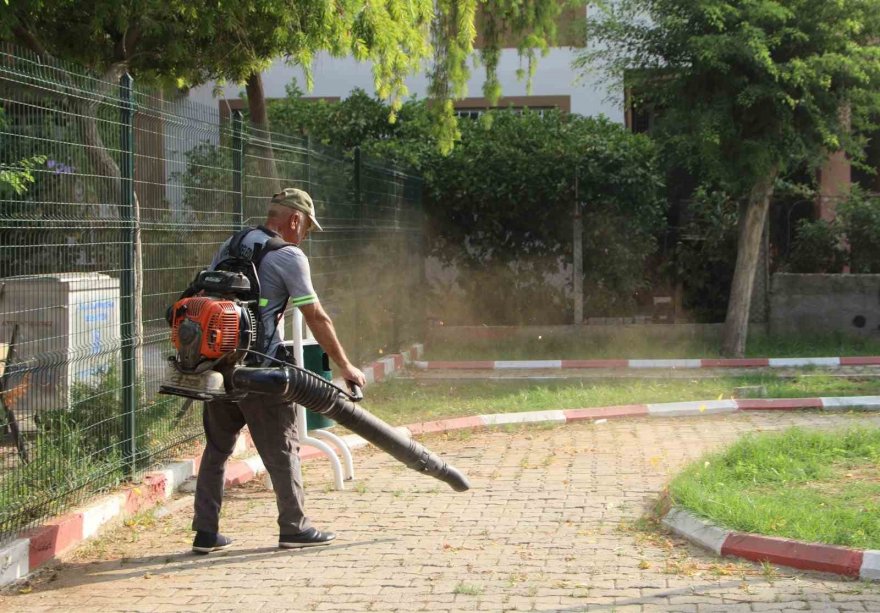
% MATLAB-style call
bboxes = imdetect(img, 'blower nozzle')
[231,366,471,492]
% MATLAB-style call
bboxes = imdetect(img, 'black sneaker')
[278,527,336,549]
[192,531,233,554]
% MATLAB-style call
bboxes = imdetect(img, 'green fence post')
[119,72,137,476]
[232,110,245,230]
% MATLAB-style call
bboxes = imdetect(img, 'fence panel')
[0,46,424,542]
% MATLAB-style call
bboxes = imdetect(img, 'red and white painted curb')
[396,395,880,428]
[0,343,423,589]
[663,507,880,580]
[413,356,880,370]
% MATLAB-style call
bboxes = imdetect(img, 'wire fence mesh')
[0,46,424,543]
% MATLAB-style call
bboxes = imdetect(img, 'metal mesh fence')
[0,46,424,542]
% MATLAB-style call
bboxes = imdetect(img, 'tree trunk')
[79,64,126,216]
[78,66,145,400]
[720,169,779,357]
[244,72,282,195]
[572,201,583,325]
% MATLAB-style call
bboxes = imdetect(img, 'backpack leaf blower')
[160,229,470,492]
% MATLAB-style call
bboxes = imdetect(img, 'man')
[191,187,367,554]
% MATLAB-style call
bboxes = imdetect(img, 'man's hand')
[339,363,366,388]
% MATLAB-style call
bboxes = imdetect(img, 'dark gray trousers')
[192,393,312,535]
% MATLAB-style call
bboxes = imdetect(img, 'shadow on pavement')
[13,537,399,595]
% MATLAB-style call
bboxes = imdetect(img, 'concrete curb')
[412,356,880,370]
[0,343,422,589]
[663,506,880,581]
[662,508,730,555]
[395,395,880,431]
[356,344,423,386]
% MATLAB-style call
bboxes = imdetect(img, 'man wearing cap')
[191,187,366,554]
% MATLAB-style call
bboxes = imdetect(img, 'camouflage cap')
[270,187,323,231]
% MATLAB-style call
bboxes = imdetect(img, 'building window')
[454,106,555,119]
[452,95,571,119]
[626,93,656,134]
[624,72,662,135]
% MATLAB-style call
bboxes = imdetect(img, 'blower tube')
[231,366,471,492]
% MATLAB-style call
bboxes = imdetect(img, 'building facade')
[187,8,621,123]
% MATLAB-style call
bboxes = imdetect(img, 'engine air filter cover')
[170,297,245,367]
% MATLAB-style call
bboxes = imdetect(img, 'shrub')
[673,188,739,322]
[786,218,846,273]
[269,86,668,323]
[839,188,880,273]
[784,188,880,273]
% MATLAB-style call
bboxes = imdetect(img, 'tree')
[581,0,880,356]
[190,0,573,154]
[3,1,576,153]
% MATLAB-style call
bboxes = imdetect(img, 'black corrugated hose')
[231,365,471,492]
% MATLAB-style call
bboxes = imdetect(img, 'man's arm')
[299,301,366,388]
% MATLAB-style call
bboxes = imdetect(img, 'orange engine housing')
[170,296,243,359]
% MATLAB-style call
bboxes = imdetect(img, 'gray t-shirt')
[210,227,317,356]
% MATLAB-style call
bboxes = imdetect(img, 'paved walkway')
[3,411,880,612]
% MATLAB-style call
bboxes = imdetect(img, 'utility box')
[0,273,120,429]
[302,339,335,430]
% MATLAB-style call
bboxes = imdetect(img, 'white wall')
[188,48,624,122]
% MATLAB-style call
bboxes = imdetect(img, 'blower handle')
[346,381,364,402]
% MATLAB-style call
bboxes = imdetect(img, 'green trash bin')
[303,339,335,430]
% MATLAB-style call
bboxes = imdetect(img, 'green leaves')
[270,86,665,322]
[783,187,880,274]
[423,110,665,321]
[5,0,570,153]
[786,217,847,273]
[583,0,880,189]
[0,155,48,196]
[838,188,880,273]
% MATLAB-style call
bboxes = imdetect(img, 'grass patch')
[423,332,880,361]
[357,375,880,425]
[453,582,484,596]
[669,427,880,549]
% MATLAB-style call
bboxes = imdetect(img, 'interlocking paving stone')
[3,411,880,612]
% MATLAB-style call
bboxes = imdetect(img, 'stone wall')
[769,273,880,337]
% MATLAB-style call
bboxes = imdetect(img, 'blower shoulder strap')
[251,226,294,268]
[165,228,294,328]
[245,227,295,360]
[217,226,292,269]
[226,226,256,260]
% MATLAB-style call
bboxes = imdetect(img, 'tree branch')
[114,22,142,62]
[11,20,50,59]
